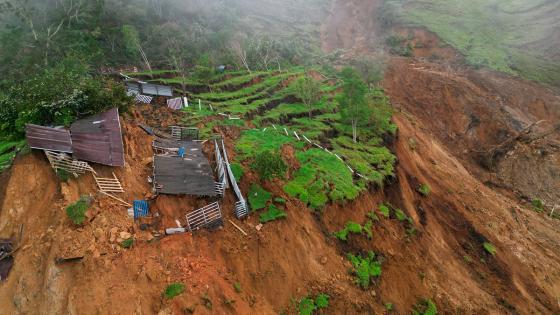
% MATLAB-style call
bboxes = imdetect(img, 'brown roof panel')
[25,124,73,153]
[70,108,125,166]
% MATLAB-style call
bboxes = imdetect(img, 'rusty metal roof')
[25,124,73,153]
[70,108,125,166]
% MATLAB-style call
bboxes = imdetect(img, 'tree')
[293,74,322,118]
[337,67,369,143]
[353,56,385,90]
[194,54,215,90]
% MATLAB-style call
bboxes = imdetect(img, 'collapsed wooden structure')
[25,108,125,167]
[44,151,94,177]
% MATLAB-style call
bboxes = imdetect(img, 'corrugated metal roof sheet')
[140,83,173,97]
[153,141,217,196]
[70,108,125,166]
[25,124,73,153]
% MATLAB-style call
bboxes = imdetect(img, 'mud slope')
[321,0,560,313]
[0,107,380,314]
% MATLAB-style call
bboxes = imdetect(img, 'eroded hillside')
[0,0,559,314]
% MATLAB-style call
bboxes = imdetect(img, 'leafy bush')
[417,184,431,197]
[56,169,72,182]
[298,293,329,315]
[251,150,287,180]
[120,238,134,249]
[483,242,497,256]
[394,209,408,221]
[334,222,363,241]
[274,197,286,204]
[164,283,185,299]
[248,184,272,211]
[379,203,391,218]
[0,59,130,138]
[65,196,90,225]
[260,205,287,223]
[531,199,544,212]
[412,298,437,315]
[347,251,382,289]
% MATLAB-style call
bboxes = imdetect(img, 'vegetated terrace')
[145,67,397,210]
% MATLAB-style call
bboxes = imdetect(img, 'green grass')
[0,140,25,171]
[65,196,90,225]
[211,71,271,89]
[384,0,560,86]
[194,72,297,102]
[235,129,304,161]
[284,149,362,209]
[483,242,497,256]
[248,184,272,211]
[347,251,382,289]
[260,204,287,223]
[230,163,244,181]
[164,283,185,299]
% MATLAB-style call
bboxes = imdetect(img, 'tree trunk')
[352,120,357,143]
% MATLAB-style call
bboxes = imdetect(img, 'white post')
[183,97,189,107]
[284,128,288,136]
[198,99,202,111]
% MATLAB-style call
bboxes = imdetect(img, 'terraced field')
[154,69,398,209]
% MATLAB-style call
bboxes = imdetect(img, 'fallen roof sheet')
[153,141,217,196]
[25,124,73,153]
[141,83,173,97]
[70,108,125,166]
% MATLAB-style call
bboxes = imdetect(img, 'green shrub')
[120,238,134,248]
[385,302,393,311]
[412,298,437,315]
[347,251,382,289]
[367,211,379,221]
[531,199,544,212]
[56,169,72,182]
[334,221,363,241]
[260,205,287,223]
[298,293,329,315]
[315,293,329,309]
[248,184,272,211]
[363,221,373,239]
[284,149,361,209]
[251,150,287,180]
[379,203,390,218]
[230,163,244,181]
[394,208,408,221]
[233,282,242,293]
[483,242,497,256]
[274,197,286,204]
[417,184,431,197]
[65,196,90,225]
[164,283,185,299]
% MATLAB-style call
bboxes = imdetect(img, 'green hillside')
[384,0,560,86]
